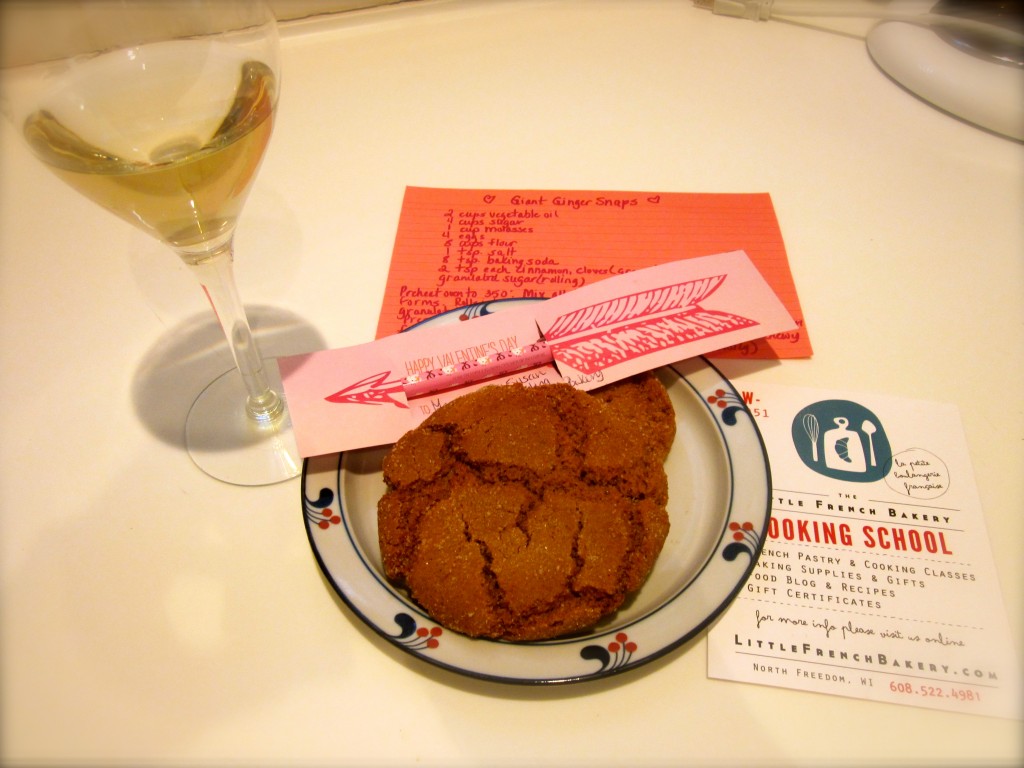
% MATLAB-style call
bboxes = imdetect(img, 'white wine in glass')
[1,0,300,485]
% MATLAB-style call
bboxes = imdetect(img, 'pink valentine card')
[280,250,795,457]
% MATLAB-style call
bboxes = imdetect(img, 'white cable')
[692,0,1024,46]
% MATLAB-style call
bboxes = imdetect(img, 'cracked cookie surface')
[377,372,675,641]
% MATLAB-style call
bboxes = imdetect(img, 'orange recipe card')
[375,187,811,358]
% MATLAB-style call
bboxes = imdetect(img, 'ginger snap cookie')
[377,372,675,641]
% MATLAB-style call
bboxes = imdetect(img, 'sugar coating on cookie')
[377,372,676,641]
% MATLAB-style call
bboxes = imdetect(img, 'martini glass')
[1,0,299,485]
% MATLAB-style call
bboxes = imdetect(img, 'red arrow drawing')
[325,371,408,409]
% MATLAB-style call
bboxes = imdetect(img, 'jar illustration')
[822,417,866,472]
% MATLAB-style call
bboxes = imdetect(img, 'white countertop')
[2,1,1021,764]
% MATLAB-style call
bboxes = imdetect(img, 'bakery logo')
[792,400,891,483]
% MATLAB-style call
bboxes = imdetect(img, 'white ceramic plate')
[301,299,771,685]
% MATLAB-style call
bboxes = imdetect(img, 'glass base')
[185,363,301,486]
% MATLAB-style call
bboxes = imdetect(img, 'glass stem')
[187,240,284,424]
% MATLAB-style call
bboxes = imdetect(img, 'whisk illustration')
[802,413,820,462]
